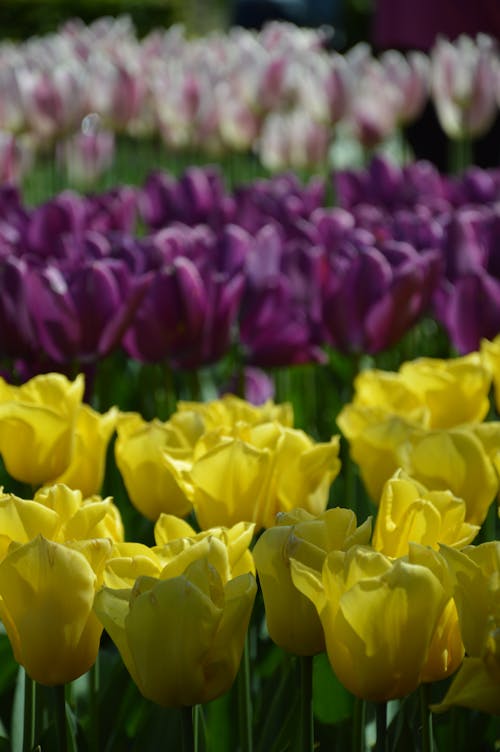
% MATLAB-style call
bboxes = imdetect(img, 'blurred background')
[0,0,373,48]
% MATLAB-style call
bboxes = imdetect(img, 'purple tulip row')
[1,157,500,377]
[1,17,500,181]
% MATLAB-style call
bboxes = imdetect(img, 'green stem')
[419,684,433,752]
[448,136,472,175]
[237,636,253,752]
[89,657,100,752]
[351,697,365,752]
[23,672,36,752]
[296,656,314,752]
[481,501,497,543]
[193,705,202,752]
[181,706,195,752]
[54,685,68,752]
[375,701,387,752]
[187,369,202,402]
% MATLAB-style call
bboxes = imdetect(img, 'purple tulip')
[123,247,244,368]
[321,233,442,354]
[239,224,326,366]
[140,167,233,231]
[233,173,325,235]
[0,257,38,361]
[335,155,449,212]
[434,271,500,353]
[26,258,149,364]
[440,208,490,280]
[25,192,87,260]
[84,186,138,234]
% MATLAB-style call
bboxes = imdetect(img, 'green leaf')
[312,653,354,725]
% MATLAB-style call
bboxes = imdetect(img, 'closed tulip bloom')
[432,542,500,715]
[0,373,84,486]
[373,470,479,558]
[0,483,123,561]
[57,118,115,188]
[350,369,426,425]
[27,258,149,366]
[95,546,257,707]
[50,405,118,497]
[431,35,498,140]
[401,427,498,526]
[398,354,491,429]
[176,394,293,432]
[185,423,341,530]
[481,334,500,413]
[321,237,440,355]
[348,354,491,430]
[154,514,255,577]
[103,513,251,590]
[0,535,112,685]
[338,403,498,522]
[337,405,413,502]
[407,544,464,684]
[435,270,500,355]
[253,507,371,655]
[291,545,447,701]
[115,412,201,521]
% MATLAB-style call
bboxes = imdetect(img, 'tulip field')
[0,14,500,752]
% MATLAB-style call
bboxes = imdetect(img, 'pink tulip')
[380,49,430,125]
[431,34,499,139]
[57,114,115,187]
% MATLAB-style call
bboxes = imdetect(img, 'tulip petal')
[431,657,500,715]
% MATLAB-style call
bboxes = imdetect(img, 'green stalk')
[481,501,497,543]
[181,706,195,752]
[296,656,314,752]
[419,684,433,752]
[448,136,473,175]
[89,658,100,752]
[193,705,202,752]
[237,636,253,752]
[54,685,68,752]
[23,672,36,752]
[374,701,387,752]
[351,697,365,752]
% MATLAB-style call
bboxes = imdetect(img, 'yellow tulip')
[253,507,372,655]
[338,403,497,522]
[480,335,500,413]
[291,545,447,701]
[114,413,198,520]
[337,405,413,502]
[102,541,162,589]
[95,544,257,707]
[187,423,341,529]
[50,404,118,497]
[432,542,500,715]
[402,427,498,525]
[372,470,479,557]
[352,369,426,424]
[154,513,255,577]
[0,535,112,685]
[0,483,123,561]
[0,373,84,485]
[350,354,490,430]
[399,354,491,429]
[406,544,464,683]
[176,394,293,432]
